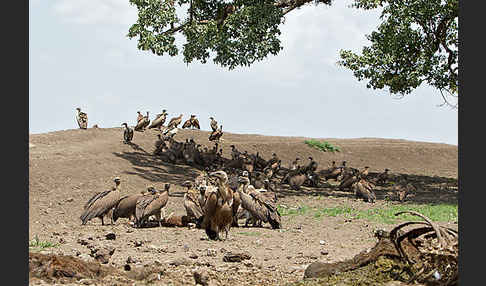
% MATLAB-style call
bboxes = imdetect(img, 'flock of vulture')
[75,107,413,241]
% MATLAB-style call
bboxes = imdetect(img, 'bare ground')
[29,127,458,285]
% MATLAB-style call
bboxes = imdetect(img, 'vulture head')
[113,177,121,185]
[209,171,228,184]
[147,185,156,193]
[182,181,193,190]
[121,122,128,127]
[76,107,81,112]
[384,168,390,172]
[164,183,171,192]
[241,170,249,178]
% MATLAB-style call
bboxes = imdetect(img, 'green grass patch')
[29,235,58,251]
[305,139,341,152]
[279,203,457,224]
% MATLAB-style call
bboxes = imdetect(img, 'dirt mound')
[29,127,458,285]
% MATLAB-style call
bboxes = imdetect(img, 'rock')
[105,233,116,240]
[58,237,66,244]
[91,246,115,264]
[320,250,329,256]
[207,249,217,257]
[77,238,89,246]
[134,240,143,247]
[168,257,192,267]
[189,253,199,259]
[223,252,252,262]
[319,240,326,245]
[126,256,137,264]
[183,244,190,252]
[66,198,74,202]
[193,270,210,286]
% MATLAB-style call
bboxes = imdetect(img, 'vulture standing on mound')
[352,177,376,203]
[190,115,200,129]
[75,108,88,129]
[148,109,168,129]
[134,111,150,132]
[202,171,240,240]
[182,181,204,224]
[167,114,183,130]
[237,176,281,229]
[182,115,194,129]
[209,125,223,141]
[121,123,134,144]
[135,184,170,227]
[80,177,122,225]
[209,117,218,132]
[112,190,147,223]
[136,111,144,123]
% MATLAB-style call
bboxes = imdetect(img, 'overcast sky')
[29,0,458,145]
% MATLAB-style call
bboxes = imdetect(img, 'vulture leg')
[155,212,161,227]
[100,216,105,226]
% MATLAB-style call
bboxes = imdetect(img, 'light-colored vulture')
[208,125,223,142]
[352,179,376,203]
[148,109,168,129]
[359,166,370,178]
[167,114,183,130]
[134,112,150,132]
[290,158,300,171]
[265,153,279,170]
[80,177,121,225]
[237,176,281,229]
[75,108,88,129]
[135,184,170,227]
[209,117,218,132]
[121,123,134,144]
[182,181,204,223]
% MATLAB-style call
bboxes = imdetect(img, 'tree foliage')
[127,0,458,104]
[338,0,458,107]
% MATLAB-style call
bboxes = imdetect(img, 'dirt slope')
[29,127,458,285]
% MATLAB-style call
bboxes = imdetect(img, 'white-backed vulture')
[167,114,183,129]
[148,110,168,129]
[135,184,170,227]
[141,111,150,130]
[121,123,134,144]
[75,108,88,129]
[209,117,218,132]
[80,177,121,225]
[237,176,281,229]
[208,125,223,142]
[134,112,150,132]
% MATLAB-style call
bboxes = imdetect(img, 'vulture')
[288,173,307,191]
[134,112,150,132]
[135,184,170,227]
[339,169,360,190]
[230,145,240,160]
[75,108,88,129]
[200,182,233,240]
[209,117,218,132]
[112,190,146,223]
[376,168,390,185]
[359,166,370,178]
[80,177,121,225]
[304,157,318,173]
[265,153,279,170]
[167,114,183,130]
[148,109,168,129]
[182,117,192,129]
[208,125,223,141]
[200,171,240,240]
[190,115,200,129]
[182,181,204,224]
[290,158,300,171]
[121,123,134,144]
[237,176,281,229]
[352,178,376,203]
[136,111,144,124]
